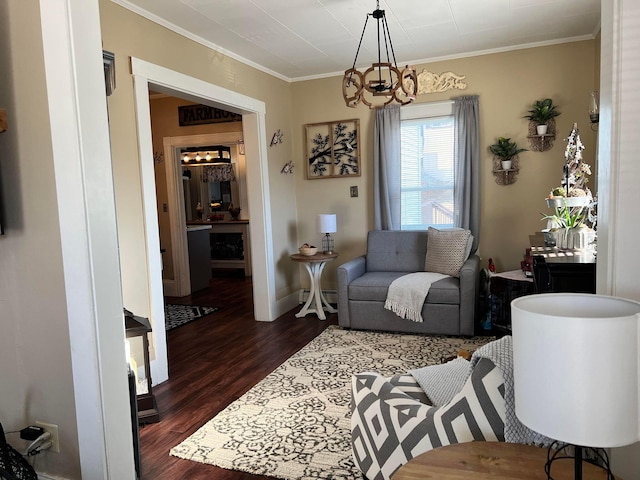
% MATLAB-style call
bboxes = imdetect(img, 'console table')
[530,232,596,294]
[392,442,619,479]
[290,252,338,320]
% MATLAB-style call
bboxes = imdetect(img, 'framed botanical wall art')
[305,119,360,179]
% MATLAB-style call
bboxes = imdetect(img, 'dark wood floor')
[139,270,338,480]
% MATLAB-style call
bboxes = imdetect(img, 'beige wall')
[0,1,81,477]
[101,1,598,304]
[149,96,243,280]
[99,0,300,313]
[292,40,598,283]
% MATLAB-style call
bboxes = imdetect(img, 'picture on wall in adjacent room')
[305,119,360,179]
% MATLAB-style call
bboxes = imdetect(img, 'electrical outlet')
[35,421,60,453]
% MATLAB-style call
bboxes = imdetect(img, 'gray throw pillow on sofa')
[424,227,472,277]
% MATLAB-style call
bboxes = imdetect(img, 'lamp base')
[545,442,615,480]
[322,233,334,254]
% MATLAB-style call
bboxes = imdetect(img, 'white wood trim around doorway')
[131,58,277,388]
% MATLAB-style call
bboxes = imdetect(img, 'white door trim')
[131,58,277,385]
[40,0,136,477]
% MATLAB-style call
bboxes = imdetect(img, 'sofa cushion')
[349,272,460,304]
[424,227,471,277]
[366,231,428,272]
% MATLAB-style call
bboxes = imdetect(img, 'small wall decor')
[281,160,294,174]
[153,151,164,164]
[178,104,242,126]
[305,119,360,179]
[270,129,284,146]
[417,69,467,94]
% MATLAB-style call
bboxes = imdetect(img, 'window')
[400,102,455,230]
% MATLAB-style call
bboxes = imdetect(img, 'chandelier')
[342,0,418,108]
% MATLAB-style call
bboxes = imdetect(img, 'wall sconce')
[589,91,599,124]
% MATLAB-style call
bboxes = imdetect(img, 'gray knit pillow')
[424,227,471,277]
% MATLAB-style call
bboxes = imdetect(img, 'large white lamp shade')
[511,293,640,448]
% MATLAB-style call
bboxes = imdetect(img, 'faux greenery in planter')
[524,98,561,134]
[489,137,528,169]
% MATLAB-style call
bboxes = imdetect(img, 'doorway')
[158,130,249,298]
[131,58,276,387]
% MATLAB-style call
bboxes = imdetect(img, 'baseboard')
[38,474,70,480]
[298,289,337,305]
[162,278,177,297]
[272,291,300,320]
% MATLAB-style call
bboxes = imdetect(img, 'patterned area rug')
[164,304,219,331]
[170,325,494,479]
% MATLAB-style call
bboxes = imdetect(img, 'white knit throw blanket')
[470,336,554,447]
[384,272,449,322]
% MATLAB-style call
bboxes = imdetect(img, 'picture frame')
[305,119,360,179]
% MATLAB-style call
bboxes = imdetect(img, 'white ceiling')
[113,0,601,82]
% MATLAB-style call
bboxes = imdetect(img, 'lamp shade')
[511,293,640,448]
[317,214,337,234]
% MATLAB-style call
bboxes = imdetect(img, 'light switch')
[350,186,358,198]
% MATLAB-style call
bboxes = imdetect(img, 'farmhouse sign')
[178,104,242,126]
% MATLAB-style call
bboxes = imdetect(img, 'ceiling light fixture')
[342,0,418,108]
[180,145,232,166]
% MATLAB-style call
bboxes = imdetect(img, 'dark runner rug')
[164,304,219,331]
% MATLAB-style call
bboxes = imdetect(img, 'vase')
[555,228,570,249]
[536,124,548,135]
[568,225,591,250]
[501,160,512,170]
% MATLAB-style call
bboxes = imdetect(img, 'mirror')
[181,145,240,221]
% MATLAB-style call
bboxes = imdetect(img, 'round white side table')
[290,252,338,320]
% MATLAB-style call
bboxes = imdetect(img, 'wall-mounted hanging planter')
[489,137,527,185]
[524,98,560,152]
[492,155,521,185]
[527,118,556,152]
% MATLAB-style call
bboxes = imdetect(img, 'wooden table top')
[290,252,338,263]
[391,442,618,480]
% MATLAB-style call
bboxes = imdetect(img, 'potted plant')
[524,98,561,135]
[489,137,528,170]
[541,200,590,249]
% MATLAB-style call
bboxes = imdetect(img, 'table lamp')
[511,293,640,480]
[317,214,336,254]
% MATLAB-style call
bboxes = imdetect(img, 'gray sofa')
[337,230,479,336]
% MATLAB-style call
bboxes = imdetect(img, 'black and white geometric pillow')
[351,358,505,480]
